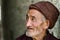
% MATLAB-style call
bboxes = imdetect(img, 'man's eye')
[31,18,35,22]
[26,17,28,21]
[26,15,29,21]
[32,18,34,20]
[31,16,36,22]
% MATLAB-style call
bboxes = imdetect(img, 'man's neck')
[32,30,46,40]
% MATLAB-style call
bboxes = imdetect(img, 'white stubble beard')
[26,28,42,37]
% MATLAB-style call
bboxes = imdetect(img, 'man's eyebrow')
[26,14,35,18]
[31,16,35,18]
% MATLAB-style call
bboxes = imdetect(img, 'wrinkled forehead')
[27,9,45,18]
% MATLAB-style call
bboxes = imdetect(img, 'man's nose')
[26,19,32,27]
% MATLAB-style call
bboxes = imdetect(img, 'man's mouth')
[27,27,33,30]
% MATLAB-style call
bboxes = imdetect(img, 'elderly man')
[16,1,59,40]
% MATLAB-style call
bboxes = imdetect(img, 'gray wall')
[2,0,60,40]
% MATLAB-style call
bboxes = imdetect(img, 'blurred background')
[1,0,60,40]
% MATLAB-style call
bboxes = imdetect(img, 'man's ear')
[43,20,50,29]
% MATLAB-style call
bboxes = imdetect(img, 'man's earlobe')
[43,20,50,29]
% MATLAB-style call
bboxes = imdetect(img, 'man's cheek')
[33,22,39,27]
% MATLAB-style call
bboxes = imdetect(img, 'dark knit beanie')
[29,1,59,29]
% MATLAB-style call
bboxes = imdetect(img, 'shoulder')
[16,34,27,40]
[16,34,33,40]
[45,33,60,40]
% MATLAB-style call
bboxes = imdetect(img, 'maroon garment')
[16,31,60,40]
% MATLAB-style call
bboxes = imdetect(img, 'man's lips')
[27,27,33,30]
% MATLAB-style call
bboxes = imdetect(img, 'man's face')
[26,9,46,37]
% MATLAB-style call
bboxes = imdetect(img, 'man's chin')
[26,30,39,37]
[26,31,34,37]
